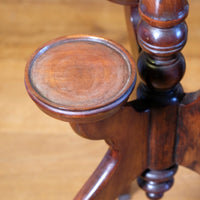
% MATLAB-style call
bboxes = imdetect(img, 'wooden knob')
[25,35,136,123]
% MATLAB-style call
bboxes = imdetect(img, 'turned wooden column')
[135,0,188,199]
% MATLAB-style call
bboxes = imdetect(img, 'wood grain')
[25,35,136,123]
[0,0,200,199]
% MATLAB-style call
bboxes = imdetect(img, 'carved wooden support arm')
[24,35,147,199]
[71,103,149,199]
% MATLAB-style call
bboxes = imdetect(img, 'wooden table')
[0,0,199,199]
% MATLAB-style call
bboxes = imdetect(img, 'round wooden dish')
[25,35,136,123]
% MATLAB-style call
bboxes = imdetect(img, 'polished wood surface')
[72,106,149,199]
[0,0,200,199]
[25,35,136,123]
[127,1,199,198]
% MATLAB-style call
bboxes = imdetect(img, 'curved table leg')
[72,104,150,200]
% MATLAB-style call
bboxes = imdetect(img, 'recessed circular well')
[27,36,136,111]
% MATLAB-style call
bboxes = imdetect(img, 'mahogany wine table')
[25,0,200,199]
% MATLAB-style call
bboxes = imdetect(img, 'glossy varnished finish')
[138,165,178,200]
[137,22,187,57]
[71,104,149,199]
[1,1,200,200]
[110,0,140,58]
[137,0,188,169]
[137,0,187,91]
[124,1,141,61]
[134,0,195,199]
[137,53,186,91]
[139,0,189,28]
[25,35,136,123]
[148,106,178,170]
[24,34,139,199]
[23,0,200,200]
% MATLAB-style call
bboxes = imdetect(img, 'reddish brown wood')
[71,104,149,199]
[176,91,200,174]
[24,0,200,200]
[124,2,139,32]
[124,3,141,60]
[138,165,178,200]
[25,35,136,123]
[24,34,149,199]
[137,22,187,57]
[109,1,140,60]
[137,0,188,167]
[138,53,185,91]
[134,0,191,199]
[137,0,188,91]
[139,0,189,28]
[148,106,178,170]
